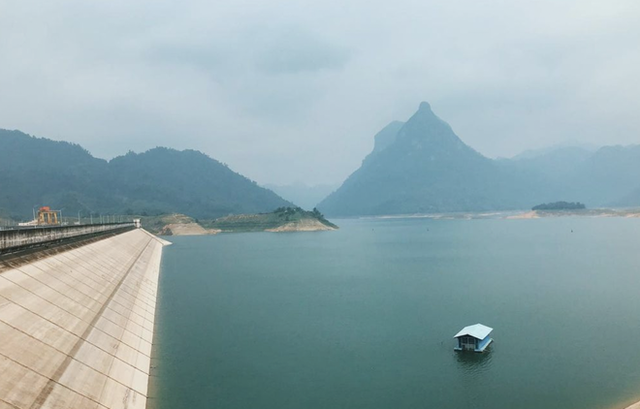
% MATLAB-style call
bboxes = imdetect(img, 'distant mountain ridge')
[0,129,292,219]
[509,142,598,161]
[264,182,338,211]
[4,107,639,221]
[318,102,640,216]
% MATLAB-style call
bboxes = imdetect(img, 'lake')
[148,217,640,409]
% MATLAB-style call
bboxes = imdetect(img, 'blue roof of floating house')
[453,323,493,339]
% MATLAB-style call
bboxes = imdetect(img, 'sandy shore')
[159,223,221,236]
[506,208,640,220]
[615,398,640,409]
[606,397,640,409]
[265,219,338,232]
[506,211,540,219]
[366,208,640,221]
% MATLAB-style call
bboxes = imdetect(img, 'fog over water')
[1,1,639,185]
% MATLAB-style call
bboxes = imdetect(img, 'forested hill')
[0,129,292,219]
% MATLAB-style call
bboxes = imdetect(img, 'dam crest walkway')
[0,228,169,409]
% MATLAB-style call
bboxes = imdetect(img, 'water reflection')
[454,347,493,378]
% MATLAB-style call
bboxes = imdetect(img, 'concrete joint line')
[0,397,21,409]
[0,350,111,409]
[1,244,157,347]
[28,238,155,409]
[17,262,153,325]
[0,312,152,379]
[0,288,151,359]
[0,273,147,349]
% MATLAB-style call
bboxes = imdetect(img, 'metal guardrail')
[0,223,136,254]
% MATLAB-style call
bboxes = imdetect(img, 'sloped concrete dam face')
[0,229,169,409]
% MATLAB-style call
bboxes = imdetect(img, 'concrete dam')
[0,223,170,409]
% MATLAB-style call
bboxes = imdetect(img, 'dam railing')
[0,222,136,255]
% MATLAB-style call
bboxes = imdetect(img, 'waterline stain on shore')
[150,218,640,409]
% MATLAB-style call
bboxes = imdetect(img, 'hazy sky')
[1,1,639,185]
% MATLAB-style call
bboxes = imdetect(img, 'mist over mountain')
[368,121,405,158]
[511,144,640,206]
[4,106,639,221]
[572,145,640,206]
[509,142,599,161]
[0,129,292,219]
[318,103,640,216]
[616,187,640,207]
[318,103,556,216]
[264,182,338,210]
[504,146,595,189]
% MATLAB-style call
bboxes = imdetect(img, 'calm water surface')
[149,217,640,409]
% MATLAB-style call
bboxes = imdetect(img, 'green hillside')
[0,129,292,219]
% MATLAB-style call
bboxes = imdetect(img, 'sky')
[1,0,639,186]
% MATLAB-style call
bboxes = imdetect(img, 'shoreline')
[159,222,221,236]
[352,208,640,221]
[610,396,640,409]
[158,220,337,236]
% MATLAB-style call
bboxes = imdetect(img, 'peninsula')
[143,207,338,236]
[201,207,338,233]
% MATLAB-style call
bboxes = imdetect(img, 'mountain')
[572,145,640,206]
[368,121,405,158]
[318,102,555,216]
[0,129,292,219]
[504,146,594,188]
[107,148,292,218]
[509,144,640,206]
[0,129,111,217]
[510,142,598,161]
[616,187,640,207]
[317,102,640,217]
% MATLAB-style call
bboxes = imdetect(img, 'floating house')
[453,323,493,352]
